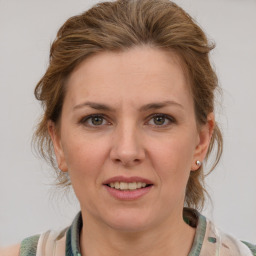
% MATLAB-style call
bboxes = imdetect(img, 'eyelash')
[79,113,176,128]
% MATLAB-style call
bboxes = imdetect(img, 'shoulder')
[0,244,20,256]
[0,212,80,256]
[204,219,256,256]
[0,234,40,256]
[184,208,256,255]
[19,234,40,256]
[241,241,256,256]
[1,234,40,256]
[18,229,68,256]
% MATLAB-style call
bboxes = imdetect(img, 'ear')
[191,112,215,171]
[47,120,68,172]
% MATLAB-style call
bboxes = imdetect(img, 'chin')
[102,209,155,233]
[108,220,151,233]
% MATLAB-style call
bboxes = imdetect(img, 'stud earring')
[196,160,202,167]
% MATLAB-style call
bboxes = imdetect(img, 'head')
[34,0,222,212]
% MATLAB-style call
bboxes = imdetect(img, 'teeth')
[141,182,146,188]
[120,182,128,190]
[128,182,137,190]
[108,182,148,190]
[114,182,120,189]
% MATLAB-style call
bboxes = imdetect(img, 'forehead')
[64,46,192,109]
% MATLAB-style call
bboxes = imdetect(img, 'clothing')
[20,208,256,256]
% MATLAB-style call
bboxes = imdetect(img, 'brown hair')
[34,0,223,210]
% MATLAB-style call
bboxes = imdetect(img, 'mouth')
[105,181,152,191]
[103,176,153,200]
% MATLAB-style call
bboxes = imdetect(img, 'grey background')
[0,0,256,246]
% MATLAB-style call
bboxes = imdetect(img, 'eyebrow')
[73,100,183,112]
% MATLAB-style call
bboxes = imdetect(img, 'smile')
[107,182,148,190]
[103,176,153,200]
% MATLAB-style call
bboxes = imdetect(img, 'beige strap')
[36,229,67,256]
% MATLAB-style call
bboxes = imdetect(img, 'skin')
[48,46,214,256]
[0,244,20,256]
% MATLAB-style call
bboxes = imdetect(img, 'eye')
[80,114,109,127]
[147,114,175,127]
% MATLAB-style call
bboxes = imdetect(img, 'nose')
[110,121,145,167]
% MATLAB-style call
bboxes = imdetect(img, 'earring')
[196,160,202,167]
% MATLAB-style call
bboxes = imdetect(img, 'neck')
[79,210,196,256]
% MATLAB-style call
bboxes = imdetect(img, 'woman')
[3,0,255,255]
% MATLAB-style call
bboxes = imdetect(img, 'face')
[49,46,213,232]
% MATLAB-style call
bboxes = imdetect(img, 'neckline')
[185,208,207,256]
[66,208,207,256]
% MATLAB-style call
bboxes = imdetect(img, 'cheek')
[152,133,195,168]
[61,133,110,185]
[149,132,196,185]
[149,135,196,207]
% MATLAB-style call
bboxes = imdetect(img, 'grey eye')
[153,116,166,125]
[81,115,108,127]
[148,114,173,126]
[148,114,176,128]
[90,116,104,126]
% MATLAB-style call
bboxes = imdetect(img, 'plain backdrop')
[0,0,256,247]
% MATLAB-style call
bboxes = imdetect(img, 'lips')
[103,176,153,190]
[108,181,147,190]
[103,176,153,185]
[103,176,153,200]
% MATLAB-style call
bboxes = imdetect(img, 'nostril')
[113,157,141,166]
